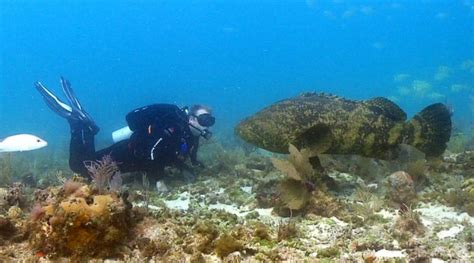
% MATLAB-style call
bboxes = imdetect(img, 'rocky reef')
[28,180,134,259]
[0,140,472,261]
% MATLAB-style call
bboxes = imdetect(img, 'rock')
[387,171,416,206]
[155,180,169,193]
[223,251,243,263]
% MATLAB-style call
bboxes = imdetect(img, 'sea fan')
[84,155,121,194]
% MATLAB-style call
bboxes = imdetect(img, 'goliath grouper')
[236,93,452,159]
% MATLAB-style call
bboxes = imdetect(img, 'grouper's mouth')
[235,120,260,145]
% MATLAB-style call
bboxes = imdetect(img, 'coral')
[407,245,430,263]
[84,155,122,194]
[190,251,205,263]
[307,188,345,218]
[29,204,44,221]
[345,186,388,226]
[63,179,83,196]
[271,144,313,182]
[251,221,272,241]
[277,220,298,241]
[7,206,23,220]
[272,143,323,213]
[391,206,425,247]
[214,233,243,258]
[0,216,16,240]
[135,237,170,258]
[191,220,219,254]
[6,183,27,208]
[278,178,310,211]
[28,182,134,259]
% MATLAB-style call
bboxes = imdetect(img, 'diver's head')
[188,104,215,139]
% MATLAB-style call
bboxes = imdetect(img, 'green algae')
[317,245,340,258]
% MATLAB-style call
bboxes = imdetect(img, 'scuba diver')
[34,77,215,186]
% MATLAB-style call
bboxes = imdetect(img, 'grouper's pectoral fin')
[292,123,333,157]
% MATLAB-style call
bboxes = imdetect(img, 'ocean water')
[1,0,473,150]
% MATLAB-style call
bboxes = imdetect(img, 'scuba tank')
[112,126,133,143]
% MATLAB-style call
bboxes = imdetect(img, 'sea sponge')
[29,183,133,259]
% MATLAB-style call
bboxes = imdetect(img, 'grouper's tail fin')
[410,103,452,157]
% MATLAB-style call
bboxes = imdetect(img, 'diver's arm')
[189,137,205,168]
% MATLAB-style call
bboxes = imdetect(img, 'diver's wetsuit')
[69,104,199,183]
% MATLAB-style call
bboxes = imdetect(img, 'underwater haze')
[1,0,473,150]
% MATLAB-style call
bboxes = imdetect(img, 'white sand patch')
[376,209,397,220]
[304,221,346,243]
[415,203,474,226]
[331,216,348,227]
[255,208,273,217]
[164,192,191,210]
[134,202,162,211]
[209,202,249,217]
[240,186,252,194]
[436,225,464,239]
[207,204,282,225]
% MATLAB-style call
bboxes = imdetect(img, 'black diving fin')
[34,77,99,134]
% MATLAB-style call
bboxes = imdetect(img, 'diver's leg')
[94,140,139,173]
[69,120,97,176]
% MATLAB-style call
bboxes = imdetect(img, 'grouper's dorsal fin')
[365,97,407,121]
[292,123,333,156]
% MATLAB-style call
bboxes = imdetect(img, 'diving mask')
[193,113,215,127]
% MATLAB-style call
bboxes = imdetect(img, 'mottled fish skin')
[236,92,450,159]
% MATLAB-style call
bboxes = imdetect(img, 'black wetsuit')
[69,104,199,183]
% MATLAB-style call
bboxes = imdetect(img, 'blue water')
[1,0,473,150]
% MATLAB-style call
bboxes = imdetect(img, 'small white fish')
[0,134,48,152]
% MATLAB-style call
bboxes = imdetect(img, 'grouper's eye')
[37,139,41,143]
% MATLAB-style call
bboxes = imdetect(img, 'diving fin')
[34,78,99,134]
[35,81,73,119]
[59,77,99,133]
